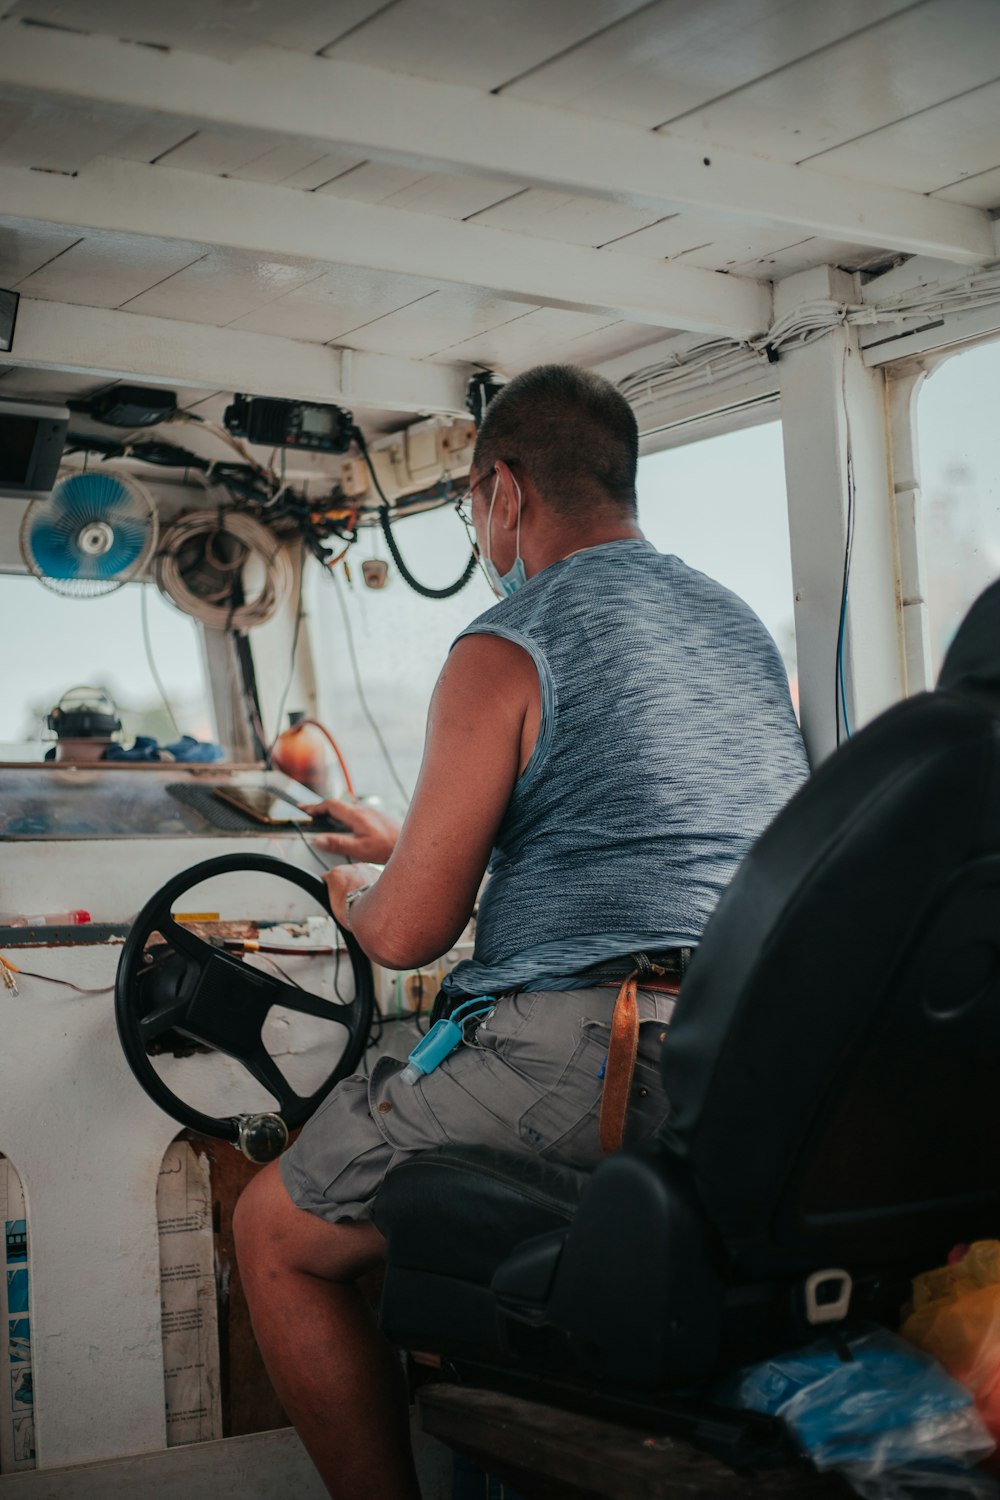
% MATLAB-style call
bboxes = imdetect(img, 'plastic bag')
[717,1327,996,1498]
[902,1242,1000,1446]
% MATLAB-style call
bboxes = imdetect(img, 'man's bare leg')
[233,1161,422,1500]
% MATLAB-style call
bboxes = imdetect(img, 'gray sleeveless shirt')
[442,539,808,998]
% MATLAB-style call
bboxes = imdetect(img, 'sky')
[1,339,997,801]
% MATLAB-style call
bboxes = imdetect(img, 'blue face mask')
[481,474,526,598]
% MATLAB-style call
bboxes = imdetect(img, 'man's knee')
[233,1159,386,1284]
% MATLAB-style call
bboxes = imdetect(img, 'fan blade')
[29,523,84,579]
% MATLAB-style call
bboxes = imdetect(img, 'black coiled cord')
[352,427,478,600]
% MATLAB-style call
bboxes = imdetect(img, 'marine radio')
[223,395,356,454]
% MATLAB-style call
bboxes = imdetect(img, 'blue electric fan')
[20,470,158,598]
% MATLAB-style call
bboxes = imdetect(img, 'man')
[233,365,808,1499]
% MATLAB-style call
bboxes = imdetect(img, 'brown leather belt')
[598,969,681,1155]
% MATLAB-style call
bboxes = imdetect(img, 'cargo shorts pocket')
[517,1017,672,1168]
[398,1038,549,1149]
[517,1019,609,1168]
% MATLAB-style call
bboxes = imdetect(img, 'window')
[916,339,1000,678]
[0,576,215,758]
[310,506,493,812]
[637,421,797,694]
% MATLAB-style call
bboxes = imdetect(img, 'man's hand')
[304,799,401,864]
[321,862,383,929]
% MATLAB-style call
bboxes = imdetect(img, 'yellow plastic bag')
[902,1241,1000,1446]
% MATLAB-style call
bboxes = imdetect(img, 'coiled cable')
[154,510,293,629]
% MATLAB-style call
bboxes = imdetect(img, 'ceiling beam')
[0,157,771,339]
[2,298,471,415]
[0,19,993,267]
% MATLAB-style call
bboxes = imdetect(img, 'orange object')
[902,1240,1000,1448]
[271,714,356,799]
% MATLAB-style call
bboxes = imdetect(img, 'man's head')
[472,364,639,517]
[465,365,642,591]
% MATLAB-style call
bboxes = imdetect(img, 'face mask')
[481,473,526,598]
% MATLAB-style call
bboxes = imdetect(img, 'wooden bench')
[417,1383,854,1499]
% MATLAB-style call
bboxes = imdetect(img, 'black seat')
[374,580,1000,1392]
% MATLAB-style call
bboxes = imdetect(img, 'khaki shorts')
[280,986,675,1224]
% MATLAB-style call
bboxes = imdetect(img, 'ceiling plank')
[0,157,772,338]
[0,19,993,266]
[3,298,470,415]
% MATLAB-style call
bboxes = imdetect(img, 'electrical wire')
[291,818,333,872]
[835,448,856,746]
[0,960,113,995]
[139,583,182,739]
[835,350,857,746]
[275,718,357,799]
[617,267,1000,415]
[328,566,411,804]
[233,629,269,762]
[154,510,293,630]
[174,412,276,481]
[267,545,306,757]
[352,427,477,600]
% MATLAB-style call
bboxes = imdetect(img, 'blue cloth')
[443,539,808,998]
[102,734,225,763]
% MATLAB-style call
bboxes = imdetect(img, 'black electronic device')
[466,370,507,427]
[68,385,178,429]
[0,289,19,353]
[0,400,69,499]
[223,394,355,454]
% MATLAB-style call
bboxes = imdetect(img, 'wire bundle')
[154,509,293,629]
[618,266,1000,413]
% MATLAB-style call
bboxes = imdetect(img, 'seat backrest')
[659,580,1000,1276]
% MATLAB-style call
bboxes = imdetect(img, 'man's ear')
[494,460,524,531]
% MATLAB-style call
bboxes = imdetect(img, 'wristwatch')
[343,882,372,930]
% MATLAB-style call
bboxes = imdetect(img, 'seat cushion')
[373,1145,588,1285]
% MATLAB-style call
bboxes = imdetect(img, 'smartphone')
[212,786,317,826]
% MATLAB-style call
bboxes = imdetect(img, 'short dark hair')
[473,364,638,515]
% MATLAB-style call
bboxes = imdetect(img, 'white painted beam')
[777,268,904,765]
[4,298,470,415]
[886,370,934,696]
[861,300,1000,367]
[0,20,993,266]
[0,157,769,339]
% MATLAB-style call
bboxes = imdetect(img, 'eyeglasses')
[454,468,495,528]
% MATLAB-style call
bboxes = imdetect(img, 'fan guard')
[20,470,158,599]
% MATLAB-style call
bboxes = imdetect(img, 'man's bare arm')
[318,633,539,969]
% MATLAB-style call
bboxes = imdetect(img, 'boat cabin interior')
[1,2,1000,1496]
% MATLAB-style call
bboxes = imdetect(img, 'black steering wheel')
[115,853,374,1161]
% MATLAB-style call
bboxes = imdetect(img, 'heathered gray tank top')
[442,539,808,998]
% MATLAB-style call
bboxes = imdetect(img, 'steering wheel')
[115,853,374,1162]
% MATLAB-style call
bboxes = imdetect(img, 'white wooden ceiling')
[0,0,997,421]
